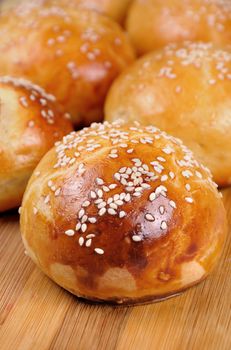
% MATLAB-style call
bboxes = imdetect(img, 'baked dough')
[0,4,135,126]
[105,42,231,186]
[20,120,227,304]
[126,0,231,55]
[1,0,133,24]
[0,76,73,212]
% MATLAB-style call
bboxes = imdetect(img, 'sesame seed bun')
[0,4,135,127]
[0,76,73,212]
[105,42,231,187]
[1,0,133,24]
[126,0,231,55]
[20,121,227,304]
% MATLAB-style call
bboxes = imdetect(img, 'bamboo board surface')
[0,188,230,350]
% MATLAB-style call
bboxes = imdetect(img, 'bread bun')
[20,120,227,304]
[126,0,231,55]
[1,0,133,24]
[105,42,231,187]
[0,5,135,127]
[0,76,73,212]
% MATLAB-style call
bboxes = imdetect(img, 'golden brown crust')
[105,42,231,187]
[0,76,73,212]
[126,0,231,55]
[0,5,135,126]
[20,121,227,304]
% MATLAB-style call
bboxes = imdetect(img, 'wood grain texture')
[0,188,230,350]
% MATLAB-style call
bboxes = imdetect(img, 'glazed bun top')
[105,41,231,186]
[0,4,135,126]
[1,0,133,24]
[126,0,231,54]
[20,120,226,301]
[0,76,73,212]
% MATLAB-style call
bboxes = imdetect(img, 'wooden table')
[0,188,230,350]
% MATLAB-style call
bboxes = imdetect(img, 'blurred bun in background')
[0,4,135,127]
[20,121,227,304]
[105,42,231,186]
[126,0,231,55]
[0,0,133,24]
[0,76,73,212]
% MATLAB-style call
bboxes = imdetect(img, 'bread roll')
[126,0,231,55]
[1,0,133,24]
[0,5,135,127]
[20,120,227,304]
[0,76,73,212]
[105,42,231,187]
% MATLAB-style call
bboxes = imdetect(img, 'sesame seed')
[86,234,95,239]
[182,170,193,178]
[94,248,104,255]
[185,197,194,203]
[196,171,203,179]
[161,175,168,182]
[98,201,106,209]
[119,167,127,173]
[157,157,166,162]
[88,217,97,224]
[18,207,22,214]
[109,154,118,159]
[79,237,84,246]
[185,184,191,191]
[169,200,176,209]
[76,222,81,231]
[90,191,97,199]
[96,178,104,185]
[99,208,106,216]
[169,172,175,179]
[119,211,126,218]
[78,209,85,219]
[48,180,53,187]
[145,213,155,222]
[86,239,92,247]
[132,235,142,242]
[82,201,90,207]
[114,173,121,181]
[97,189,103,198]
[65,229,75,237]
[155,185,167,195]
[108,208,117,215]
[160,221,167,230]
[44,195,50,204]
[159,206,165,215]
[81,215,88,223]
[149,192,156,201]
[162,147,173,155]
[109,184,117,190]
[81,224,87,233]
[55,188,61,197]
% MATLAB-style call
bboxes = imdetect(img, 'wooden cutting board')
[0,188,230,350]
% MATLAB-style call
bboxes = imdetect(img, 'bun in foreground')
[20,121,227,304]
